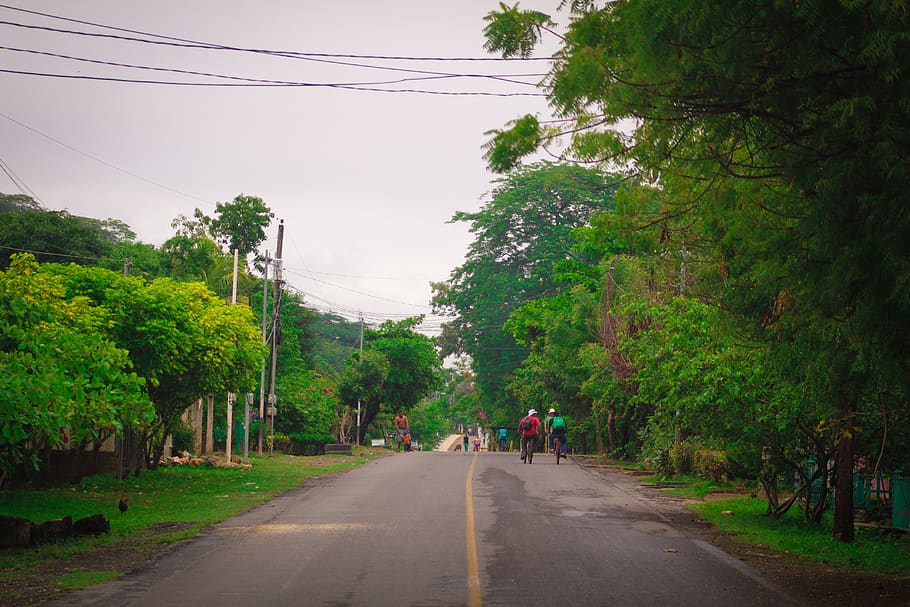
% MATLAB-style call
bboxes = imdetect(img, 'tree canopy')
[482,0,910,541]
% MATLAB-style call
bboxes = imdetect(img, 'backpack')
[518,417,533,432]
[551,416,566,431]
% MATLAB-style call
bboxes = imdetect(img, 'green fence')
[893,475,910,530]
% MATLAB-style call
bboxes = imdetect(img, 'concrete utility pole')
[268,221,284,454]
[226,249,239,462]
[356,312,363,445]
[258,252,269,456]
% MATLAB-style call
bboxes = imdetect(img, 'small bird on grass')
[118,498,128,515]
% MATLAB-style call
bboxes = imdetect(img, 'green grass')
[0,452,374,571]
[57,571,122,590]
[692,495,910,576]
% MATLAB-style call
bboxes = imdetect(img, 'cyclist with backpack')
[550,409,568,462]
[518,409,541,463]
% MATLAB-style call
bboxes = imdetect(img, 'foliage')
[337,349,390,443]
[209,194,274,259]
[482,0,910,542]
[0,255,153,485]
[432,162,620,422]
[47,262,264,468]
[0,208,114,269]
[693,496,910,577]
[365,318,443,411]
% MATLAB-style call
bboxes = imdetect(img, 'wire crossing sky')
[0,0,558,334]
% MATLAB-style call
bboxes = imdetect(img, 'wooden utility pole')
[267,221,284,454]
[257,252,269,456]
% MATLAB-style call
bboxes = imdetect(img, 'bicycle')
[522,434,535,464]
[553,435,562,464]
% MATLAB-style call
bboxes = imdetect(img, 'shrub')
[170,420,196,454]
[670,442,694,475]
[289,432,335,456]
[693,449,730,483]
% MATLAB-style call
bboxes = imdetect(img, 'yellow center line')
[465,452,482,607]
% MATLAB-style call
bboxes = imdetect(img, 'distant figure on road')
[498,427,508,452]
[463,432,470,453]
[394,411,409,451]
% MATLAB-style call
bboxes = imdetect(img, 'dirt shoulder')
[579,460,910,607]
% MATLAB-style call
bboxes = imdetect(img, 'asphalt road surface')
[52,451,799,607]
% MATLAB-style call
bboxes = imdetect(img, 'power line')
[0,67,546,96]
[0,110,215,206]
[0,3,553,63]
[284,267,433,309]
[0,44,547,91]
[0,153,42,204]
[0,18,548,87]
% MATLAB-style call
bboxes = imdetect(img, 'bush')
[289,432,335,456]
[693,449,730,483]
[170,420,195,454]
[669,442,694,475]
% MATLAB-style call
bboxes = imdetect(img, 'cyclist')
[544,407,556,453]
[518,409,541,463]
[550,409,568,461]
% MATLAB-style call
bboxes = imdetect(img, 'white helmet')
[528,409,537,416]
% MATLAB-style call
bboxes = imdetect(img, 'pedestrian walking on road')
[497,427,508,452]
[394,411,409,452]
[462,432,470,453]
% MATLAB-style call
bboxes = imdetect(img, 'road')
[52,451,798,607]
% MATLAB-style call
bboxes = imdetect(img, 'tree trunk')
[594,408,604,455]
[607,403,617,455]
[832,429,855,542]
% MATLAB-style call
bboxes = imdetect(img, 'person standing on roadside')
[394,410,409,452]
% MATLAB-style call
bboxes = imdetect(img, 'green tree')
[482,0,910,543]
[432,162,619,416]
[0,208,114,269]
[209,194,274,259]
[366,318,443,412]
[0,255,152,484]
[337,349,390,443]
[50,264,264,468]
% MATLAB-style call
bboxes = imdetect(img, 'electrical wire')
[0,153,43,204]
[0,68,546,95]
[0,4,553,62]
[0,19,548,87]
[0,110,215,207]
[0,44,547,92]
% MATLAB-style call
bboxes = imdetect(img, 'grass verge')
[0,450,377,578]
[691,494,910,577]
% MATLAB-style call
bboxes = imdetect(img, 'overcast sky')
[0,1,558,334]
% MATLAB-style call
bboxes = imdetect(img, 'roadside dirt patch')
[581,462,910,607]
[0,523,197,607]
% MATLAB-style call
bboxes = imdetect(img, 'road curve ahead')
[51,451,798,607]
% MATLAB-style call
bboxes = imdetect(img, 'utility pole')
[356,312,363,445]
[267,220,284,454]
[257,251,269,456]
[117,258,132,481]
[226,249,239,462]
